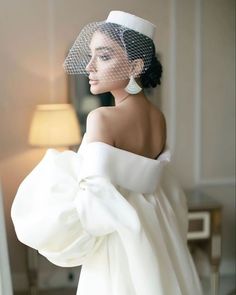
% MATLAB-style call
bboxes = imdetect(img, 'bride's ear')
[129,59,144,77]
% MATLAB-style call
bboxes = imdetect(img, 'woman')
[12,11,203,295]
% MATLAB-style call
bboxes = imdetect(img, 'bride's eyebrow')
[95,46,114,52]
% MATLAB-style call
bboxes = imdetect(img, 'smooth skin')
[85,31,166,159]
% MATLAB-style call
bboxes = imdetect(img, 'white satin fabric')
[11,136,203,295]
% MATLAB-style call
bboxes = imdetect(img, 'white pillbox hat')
[106,11,156,40]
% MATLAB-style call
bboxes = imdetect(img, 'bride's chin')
[89,83,110,95]
[89,86,103,95]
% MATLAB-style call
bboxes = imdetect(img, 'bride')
[11,10,203,295]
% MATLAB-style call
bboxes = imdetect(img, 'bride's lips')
[89,79,98,85]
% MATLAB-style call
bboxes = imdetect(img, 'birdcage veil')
[63,11,156,82]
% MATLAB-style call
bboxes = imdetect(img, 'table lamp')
[28,103,81,148]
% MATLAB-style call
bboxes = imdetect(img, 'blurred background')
[0,0,235,294]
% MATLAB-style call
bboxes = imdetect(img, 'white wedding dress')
[11,134,203,295]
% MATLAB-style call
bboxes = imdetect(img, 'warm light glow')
[29,104,81,147]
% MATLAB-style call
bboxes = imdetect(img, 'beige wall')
[165,0,235,275]
[0,0,235,291]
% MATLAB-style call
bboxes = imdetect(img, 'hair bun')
[140,55,162,88]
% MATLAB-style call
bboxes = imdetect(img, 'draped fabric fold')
[11,137,203,295]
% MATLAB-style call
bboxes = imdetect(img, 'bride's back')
[93,94,166,159]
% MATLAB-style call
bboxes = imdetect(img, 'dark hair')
[98,23,162,88]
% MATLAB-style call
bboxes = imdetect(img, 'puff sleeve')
[11,149,140,267]
[11,149,102,267]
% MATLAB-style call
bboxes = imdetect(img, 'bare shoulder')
[86,106,115,145]
[155,107,166,131]
[149,104,167,154]
[151,103,166,127]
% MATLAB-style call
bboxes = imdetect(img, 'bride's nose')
[86,57,97,73]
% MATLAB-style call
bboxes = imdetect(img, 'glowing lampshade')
[28,104,81,147]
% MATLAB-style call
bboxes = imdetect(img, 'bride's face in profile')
[86,31,131,94]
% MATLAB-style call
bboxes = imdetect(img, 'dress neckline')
[82,133,171,163]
